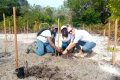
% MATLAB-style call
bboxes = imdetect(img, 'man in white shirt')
[63,26,96,58]
[27,26,62,56]
[61,25,74,51]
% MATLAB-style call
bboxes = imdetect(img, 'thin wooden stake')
[27,21,28,34]
[103,29,106,45]
[108,22,111,48]
[57,18,60,56]
[114,19,118,51]
[13,7,19,68]
[3,13,7,53]
[89,25,91,33]
[24,26,25,33]
[12,26,13,34]
[39,23,41,30]
[9,21,11,33]
[34,21,37,33]
[82,24,84,29]
[27,21,28,41]
[112,48,116,65]
[88,27,90,33]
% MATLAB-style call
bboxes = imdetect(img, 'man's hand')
[56,47,62,53]
[62,42,76,55]
[63,50,68,54]
[56,47,62,55]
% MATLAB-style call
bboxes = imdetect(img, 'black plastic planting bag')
[15,67,25,79]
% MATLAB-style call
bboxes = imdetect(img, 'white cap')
[61,25,67,30]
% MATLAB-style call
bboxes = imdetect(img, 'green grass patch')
[107,47,118,52]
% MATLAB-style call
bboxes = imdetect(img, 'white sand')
[0,33,120,80]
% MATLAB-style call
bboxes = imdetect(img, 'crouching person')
[61,25,74,51]
[63,26,96,58]
[27,26,62,56]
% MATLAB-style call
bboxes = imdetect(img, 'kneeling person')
[27,26,61,56]
[61,25,74,51]
[63,26,96,58]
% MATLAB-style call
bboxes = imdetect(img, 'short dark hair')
[61,28,68,37]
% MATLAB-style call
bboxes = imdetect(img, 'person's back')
[74,29,94,42]
[26,27,62,56]
[60,25,74,50]
[61,33,74,51]
[63,26,96,58]
[37,30,52,43]
[62,33,74,42]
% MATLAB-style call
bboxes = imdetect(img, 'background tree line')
[0,0,120,34]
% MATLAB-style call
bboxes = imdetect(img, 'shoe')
[61,54,68,59]
[26,42,36,54]
[26,48,30,54]
[74,52,85,58]
[85,51,96,58]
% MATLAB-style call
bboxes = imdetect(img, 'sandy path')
[0,33,120,80]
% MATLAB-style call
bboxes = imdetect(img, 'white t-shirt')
[55,33,74,47]
[73,29,94,43]
[62,34,74,42]
[37,30,52,43]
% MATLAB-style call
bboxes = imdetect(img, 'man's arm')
[63,42,76,54]
[47,37,61,53]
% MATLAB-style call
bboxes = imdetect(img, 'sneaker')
[26,42,36,54]
[85,51,96,58]
[26,48,35,54]
[74,52,85,58]
[26,48,30,54]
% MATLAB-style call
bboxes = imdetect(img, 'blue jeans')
[62,41,69,51]
[76,41,96,53]
[34,40,54,56]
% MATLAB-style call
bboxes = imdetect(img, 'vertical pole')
[103,29,106,45]
[34,21,36,33]
[27,21,28,41]
[24,26,25,33]
[108,22,111,48]
[58,18,60,56]
[39,23,41,30]
[27,21,28,34]
[3,13,7,53]
[11,26,12,34]
[9,21,11,33]
[11,26,14,40]
[89,25,91,33]
[88,27,90,33]
[114,19,118,51]
[112,48,116,65]
[82,24,84,29]
[13,7,19,68]
[12,26,13,34]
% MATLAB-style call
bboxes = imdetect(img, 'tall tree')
[107,0,120,20]
[64,0,108,26]
[0,0,29,21]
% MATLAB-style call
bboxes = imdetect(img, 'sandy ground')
[0,33,120,80]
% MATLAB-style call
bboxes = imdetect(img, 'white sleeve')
[70,35,75,42]
[41,30,52,37]
[73,34,82,43]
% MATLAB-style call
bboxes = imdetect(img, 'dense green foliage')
[64,0,109,26]
[107,0,120,20]
[0,0,29,21]
[0,0,120,32]
[0,0,70,32]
